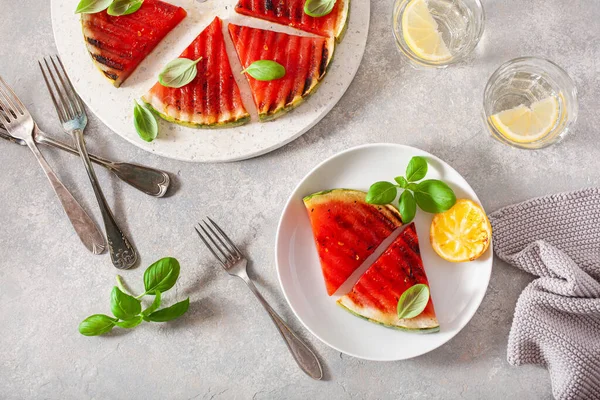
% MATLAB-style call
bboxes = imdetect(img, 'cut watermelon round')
[229,23,335,121]
[81,0,187,87]
[304,189,404,296]
[235,0,350,40]
[142,17,250,128]
[337,223,440,332]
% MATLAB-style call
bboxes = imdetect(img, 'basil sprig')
[242,60,286,81]
[366,156,456,223]
[397,284,430,319]
[304,0,336,17]
[78,257,190,336]
[75,0,113,14]
[158,57,203,88]
[133,101,158,142]
[107,0,143,16]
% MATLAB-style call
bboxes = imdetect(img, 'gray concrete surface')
[1,0,599,398]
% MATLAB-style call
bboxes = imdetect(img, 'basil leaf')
[397,284,430,319]
[75,0,113,14]
[133,101,158,142]
[144,257,180,294]
[242,60,286,81]
[114,316,143,329]
[414,180,457,213]
[107,0,143,16]
[366,181,397,205]
[406,156,428,182]
[110,286,142,320]
[158,57,202,88]
[146,298,190,322]
[398,190,416,224]
[79,314,117,336]
[394,176,408,188]
[304,0,336,17]
[142,290,162,316]
[407,183,419,192]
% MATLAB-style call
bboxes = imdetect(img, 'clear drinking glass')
[392,0,485,68]
[483,57,578,149]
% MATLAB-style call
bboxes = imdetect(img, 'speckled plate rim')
[275,143,493,361]
[50,0,370,163]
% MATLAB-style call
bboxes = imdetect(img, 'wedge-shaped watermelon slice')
[229,23,334,121]
[304,189,404,296]
[81,0,186,87]
[338,223,440,332]
[235,0,349,40]
[142,17,250,128]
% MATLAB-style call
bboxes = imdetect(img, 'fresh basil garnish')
[304,0,336,17]
[75,0,113,14]
[242,60,286,81]
[398,190,417,224]
[397,284,430,319]
[133,101,158,142]
[414,180,457,213]
[394,176,408,188]
[158,57,203,88]
[79,257,189,336]
[366,181,397,205]
[146,298,190,322]
[405,156,428,182]
[78,314,117,336]
[107,0,143,16]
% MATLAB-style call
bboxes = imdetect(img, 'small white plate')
[51,0,369,162]
[275,143,493,361]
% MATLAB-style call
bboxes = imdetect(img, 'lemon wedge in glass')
[430,199,492,263]
[402,0,451,62]
[490,96,560,143]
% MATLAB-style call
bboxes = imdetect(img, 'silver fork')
[0,76,106,254]
[0,125,171,197]
[195,218,323,380]
[39,55,137,270]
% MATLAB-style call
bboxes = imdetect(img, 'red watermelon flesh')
[337,223,440,332]
[142,17,250,127]
[228,23,334,121]
[304,189,404,296]
[81,0,187,87]
[235,0,349,39]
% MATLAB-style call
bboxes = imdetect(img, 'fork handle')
[23,139,106,254]
[73,129,138,269]
[241,276,323,380]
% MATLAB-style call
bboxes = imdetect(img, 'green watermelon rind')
[142,100,251,129]
[334,0,351,43]
[337,301,440,333]
[303,188,357,202]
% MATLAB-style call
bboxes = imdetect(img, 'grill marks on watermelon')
[229,24,334,121]
[338,223,440,332]
[142,17,250,128]
[235,0,349,39]
[81,0,186,87]
[304,190,403,296]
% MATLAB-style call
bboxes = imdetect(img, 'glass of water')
[483,57,578,149]
[392,0,485,68]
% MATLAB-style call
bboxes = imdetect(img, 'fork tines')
[194,218,242,268]
[38,55,85,124]
[0,76,27,125]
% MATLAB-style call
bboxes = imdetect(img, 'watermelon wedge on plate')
[338,223,440,333]
[142,17,250,128]
[81,0,186,87]
[303,189,404,296]
[235,0,349,40]
[228,23,334,121]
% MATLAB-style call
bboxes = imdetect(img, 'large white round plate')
[51,0,369,162]
[275,143,493,361]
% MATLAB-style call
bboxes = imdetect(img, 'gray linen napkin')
[488,187,600,400]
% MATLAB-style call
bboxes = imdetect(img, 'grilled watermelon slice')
[142,17,250,128]
[304,189,404,296]
[81,0,186,87]
[235,0,349,40]
[338,223,440,333]
[228,23,334,121]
